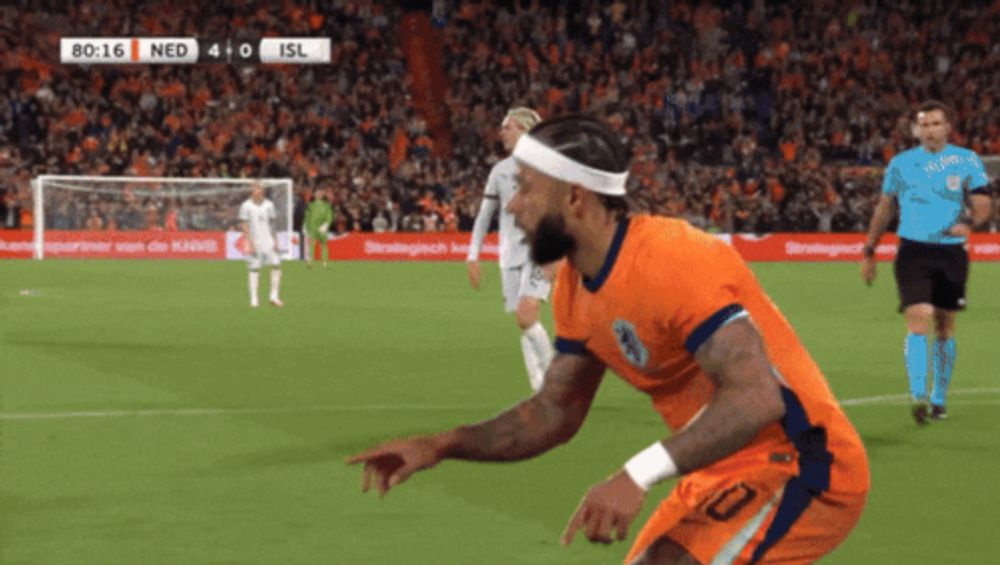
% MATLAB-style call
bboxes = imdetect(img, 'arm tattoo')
[664,318,784,474]
[443,354,604,462]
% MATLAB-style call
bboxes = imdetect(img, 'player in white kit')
[467,108,554,391]
[239,184,284,308]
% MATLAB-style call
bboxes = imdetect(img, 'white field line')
[0,403,490,421]
[2,388,999,422]
[838,387,1000,407]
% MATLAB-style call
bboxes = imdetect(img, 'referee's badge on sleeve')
[946,175,961,191]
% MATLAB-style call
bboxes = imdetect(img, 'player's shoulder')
[944,143,975,155]
[627,215,721,254]
[889,146,923,166]
[945,144,983,163]
[624,215,742,284]
[489,156,517,176]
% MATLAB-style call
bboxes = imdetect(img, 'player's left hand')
[947,223,971,237]
[466,261,482,290]
[561,470,645,546]
[346,436,444,497]
[860,257,877,286]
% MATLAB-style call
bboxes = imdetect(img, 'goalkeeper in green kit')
[303,189,334,267]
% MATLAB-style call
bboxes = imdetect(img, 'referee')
[861,100,992,425]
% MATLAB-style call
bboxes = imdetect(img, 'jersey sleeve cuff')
[555,337,588,355]
[683,303,748,354]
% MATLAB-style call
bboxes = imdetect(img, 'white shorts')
[247,249,281,270]
[501,262,551,313]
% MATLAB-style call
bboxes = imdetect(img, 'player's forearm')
[864,199,893,248]
[667,318,785,474]
[467,199,498,261]
[662,381,784,474]
[432,396,581,462]
[968,194,992,229]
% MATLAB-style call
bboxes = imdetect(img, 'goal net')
[31,176,294,260]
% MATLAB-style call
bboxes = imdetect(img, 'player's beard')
[529,212,576,265]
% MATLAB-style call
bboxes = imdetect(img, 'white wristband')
[624,442,678,491]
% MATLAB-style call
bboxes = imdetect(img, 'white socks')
[520,334,543,392]
[270,269,282,301]
[249,270,281,307]
[520,322,554,392]
[249,271,260,307]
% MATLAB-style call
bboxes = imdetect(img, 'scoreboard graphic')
[60,37,330,64]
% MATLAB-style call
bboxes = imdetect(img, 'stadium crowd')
[1,0,997,234]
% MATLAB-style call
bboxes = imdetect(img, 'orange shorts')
[624,461,867,565]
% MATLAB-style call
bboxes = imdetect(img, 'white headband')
[512,134,628,196]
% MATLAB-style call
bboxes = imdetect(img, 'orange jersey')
[552,215,868,499]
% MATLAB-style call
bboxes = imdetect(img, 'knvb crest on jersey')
[613,319,648,368]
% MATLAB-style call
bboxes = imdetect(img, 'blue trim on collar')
[582,217,630,293]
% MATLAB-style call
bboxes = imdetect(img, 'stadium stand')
[1,1,997,234]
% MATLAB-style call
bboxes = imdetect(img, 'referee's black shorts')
[893,238,969,312]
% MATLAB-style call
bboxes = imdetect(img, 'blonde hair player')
[238,183,283,308]
[466,107,555,392]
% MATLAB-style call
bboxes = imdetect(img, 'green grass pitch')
[1,259,998,564]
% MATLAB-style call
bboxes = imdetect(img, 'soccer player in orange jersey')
[348,116,869,564]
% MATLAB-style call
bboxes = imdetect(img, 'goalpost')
[31,176,294,260]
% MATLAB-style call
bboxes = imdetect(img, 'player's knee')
[933,314,955,339]
[515,299,539,330]
[903,305,934,334]
[627,536,699,565]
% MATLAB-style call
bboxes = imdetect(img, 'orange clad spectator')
[767,178,786,204]
[779,139,798,162]
[64,108,87,129]
[20,208,32,230]
[309,12,324,30]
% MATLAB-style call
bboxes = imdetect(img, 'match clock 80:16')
[60,38,132,64]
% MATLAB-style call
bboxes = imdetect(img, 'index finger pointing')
[345,446,385,465]
[561,503,588,546]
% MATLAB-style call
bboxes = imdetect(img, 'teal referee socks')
[930,338,956,408]
[904,333,928,402]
